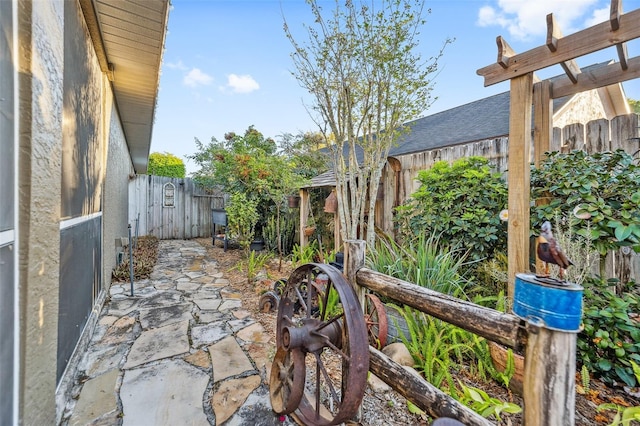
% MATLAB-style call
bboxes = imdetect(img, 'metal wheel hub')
[282,319,343,353]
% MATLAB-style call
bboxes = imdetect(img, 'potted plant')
[288,194,300,208]
[304,218,316,237]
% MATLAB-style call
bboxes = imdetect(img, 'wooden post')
[523,325,577,425]
[344,240,366,312]
[334,211,342,254]
[533,80,552,275]
[507,73,534,302]
[299,188,309,247]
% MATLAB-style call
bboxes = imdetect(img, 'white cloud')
[477,0,598,41]
[165,60,188,71]
[184,68,213,87]
[226,74,260,94]
[584,6,609,27]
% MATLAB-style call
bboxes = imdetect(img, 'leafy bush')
[395,157,508,263]
[148,152,186,178]
[226,192,259,252]
[531,150,640,277]
[578,277,640,387]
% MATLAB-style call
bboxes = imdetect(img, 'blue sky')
[150,0,640,175]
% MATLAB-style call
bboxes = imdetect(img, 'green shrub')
[531,150,640,277]
[578,277,640,387]
[148,152,186,178]
[395,157,508,263]
[226,192,259,252]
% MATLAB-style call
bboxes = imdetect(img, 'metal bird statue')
[537,221,573,281]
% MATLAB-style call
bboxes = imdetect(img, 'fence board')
[585,119,610,152]
[129,175,223,240]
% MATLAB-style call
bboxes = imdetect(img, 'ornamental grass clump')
[367,233,471,298]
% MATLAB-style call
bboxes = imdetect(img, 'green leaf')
[597,359,613,371]
[614,365,636,387]
[406,400,425,415]
[615,225,632,241]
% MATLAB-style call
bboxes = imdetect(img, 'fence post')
[344,239,366,313]
[523,324,576,425]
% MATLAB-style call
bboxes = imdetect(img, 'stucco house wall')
[103,105,134,292]
[16,2,65,425]
[3,1,168,424]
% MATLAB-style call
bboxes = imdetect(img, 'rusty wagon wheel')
[364,293,388,349]
[259,290,280,313]
[269,263,369,426]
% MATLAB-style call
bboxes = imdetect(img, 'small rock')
[382,343,413,367]
[368,373,391,393]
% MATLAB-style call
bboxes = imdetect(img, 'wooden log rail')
[357,268,527,351]
[344,240,577,425]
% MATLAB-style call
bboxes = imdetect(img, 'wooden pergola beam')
[497,36,516,69]
[546,14,581,83]
[611,0,629,70]
[477,7,640,86]
[551,55,640,98]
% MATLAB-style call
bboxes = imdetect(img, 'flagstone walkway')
[60,240,295,426]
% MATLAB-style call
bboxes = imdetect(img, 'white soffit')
[83,0,170,173]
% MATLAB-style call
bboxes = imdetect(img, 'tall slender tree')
[284,0,451,246]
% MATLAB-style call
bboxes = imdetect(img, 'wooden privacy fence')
[344,240,576,425]
[396,113,638,198]
[129,175,224,240]
[388,113,640,283]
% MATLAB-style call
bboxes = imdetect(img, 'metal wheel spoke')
[316,311,343,331]
[294,287,308,314]
[306,270,314,319]
[313,351,341,405]
[315,362,321,419]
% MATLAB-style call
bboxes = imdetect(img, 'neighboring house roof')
[389,61,626,157]
[305,61,628,189]
[81,0,170,173]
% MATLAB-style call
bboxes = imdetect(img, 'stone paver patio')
[60,240,295,426]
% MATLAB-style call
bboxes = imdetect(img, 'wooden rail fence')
[345,240,577,425]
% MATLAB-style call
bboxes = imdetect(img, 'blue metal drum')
[513,273,583,332]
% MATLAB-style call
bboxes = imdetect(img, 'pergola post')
[507,73,534,301]
[533,80,553,274]
[299,188,310,247]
